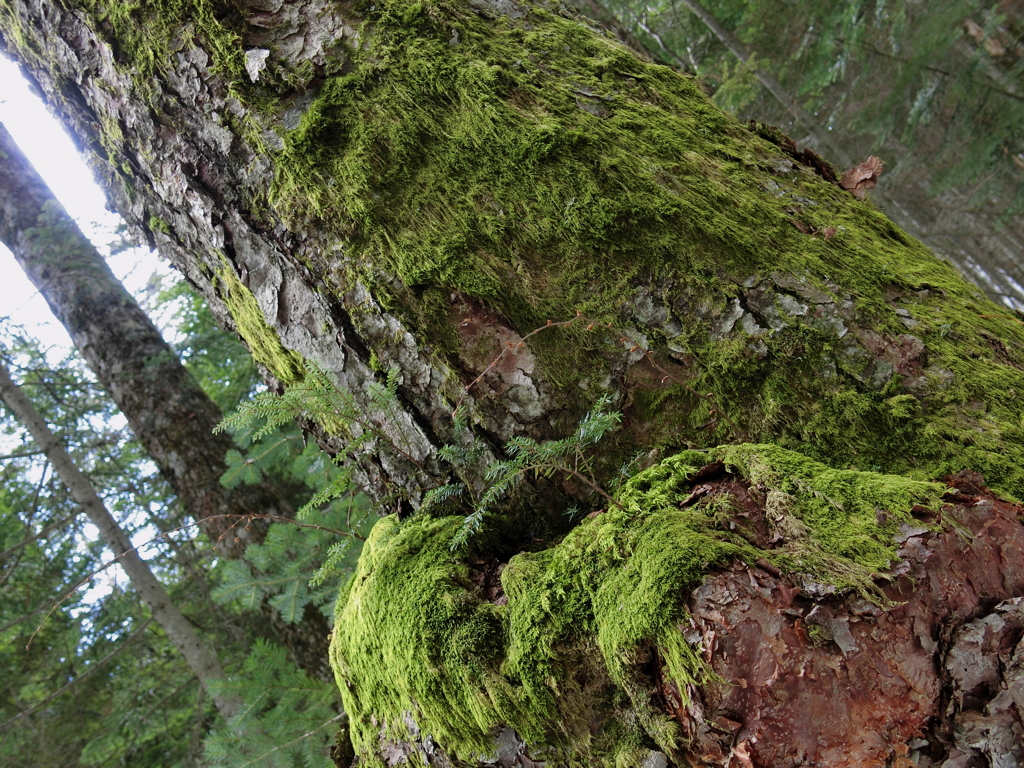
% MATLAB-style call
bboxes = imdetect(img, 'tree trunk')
[0,359,241,720]
[0,122,333,681]
[0,120,285,558]
[3,0,1024,765]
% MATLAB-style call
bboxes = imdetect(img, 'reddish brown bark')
[664,470,1024,767]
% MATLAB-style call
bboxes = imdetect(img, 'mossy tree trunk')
[3,0,1024,765]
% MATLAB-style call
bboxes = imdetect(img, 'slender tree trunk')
[674,0,853,168]
[0,122,284,558]
[0,359,241,720]
[0,122,332,680]
[3,0,1024,764]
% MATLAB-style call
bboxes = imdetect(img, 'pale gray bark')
[0,359,241,720]
[0,121,283,558]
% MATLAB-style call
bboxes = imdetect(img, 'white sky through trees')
[1,55,178,594]
[0,55,169,353]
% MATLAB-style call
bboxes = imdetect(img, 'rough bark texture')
[3,0,1024,764]
[0,121,332,681]
[676,468,1024,768]
[0,122,277,556]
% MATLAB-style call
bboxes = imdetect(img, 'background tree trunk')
[592,0,1024,311]
[0,122,333,680]
[0,360,241,720]
[3,0,1024,765]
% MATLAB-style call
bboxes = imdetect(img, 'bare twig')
[452,314,585,416]
[455,311,742,437]
[234,713,347,768]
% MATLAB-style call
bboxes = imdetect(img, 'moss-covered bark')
[333,446,946,765]
[4,0,1024,763]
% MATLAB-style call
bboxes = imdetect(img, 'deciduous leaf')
[840,156,885,199]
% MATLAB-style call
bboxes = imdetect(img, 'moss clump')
[148,215,171,234]
[214,258,305,384]
[81,0,246,87]
[331,444,943,766]
[273,1,771,323]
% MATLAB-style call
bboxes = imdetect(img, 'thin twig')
[641,349,744,436]
[455,311,742,437]
[557,465,624,511]
[233,713,347,768]
[0,618,154,731]
[0,511,78,562]
[452,314,585,416]
[979,313,1024,325]
[0,448,47,461]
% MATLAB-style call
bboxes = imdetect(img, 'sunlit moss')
[331,444,944,765]
[214,256,305,384]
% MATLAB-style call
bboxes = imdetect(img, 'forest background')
[1,0,1022,766]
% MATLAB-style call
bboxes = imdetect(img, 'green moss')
[267,0,1024,499]
[81,0,246,87]
[12,0,1021,501]
[148,215,170,234]
[214,257,305,384]
[331,444,943,765]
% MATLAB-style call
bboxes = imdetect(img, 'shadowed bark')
[3,0,1024,764]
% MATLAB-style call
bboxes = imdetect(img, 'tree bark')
[0,121,333,681]
[0,121,285,558]
[0,359,241,720]
[3,0,1024,764]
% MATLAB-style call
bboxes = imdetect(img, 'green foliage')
[0,332,231,768]
[218,365,400,447]
[332,444,944,766]
[157,279,261,413]
[0,292,360,767]
[216,364,413,539]
[437,396,622,550]
[211,499,371,622]
[606,0,1024,212]
[204,641,342,768]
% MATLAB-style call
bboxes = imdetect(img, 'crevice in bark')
[681,471,1024,766]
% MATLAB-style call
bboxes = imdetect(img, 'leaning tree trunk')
[0,360,242,720]
[3,1,1024,765]
[0,123,332,681]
